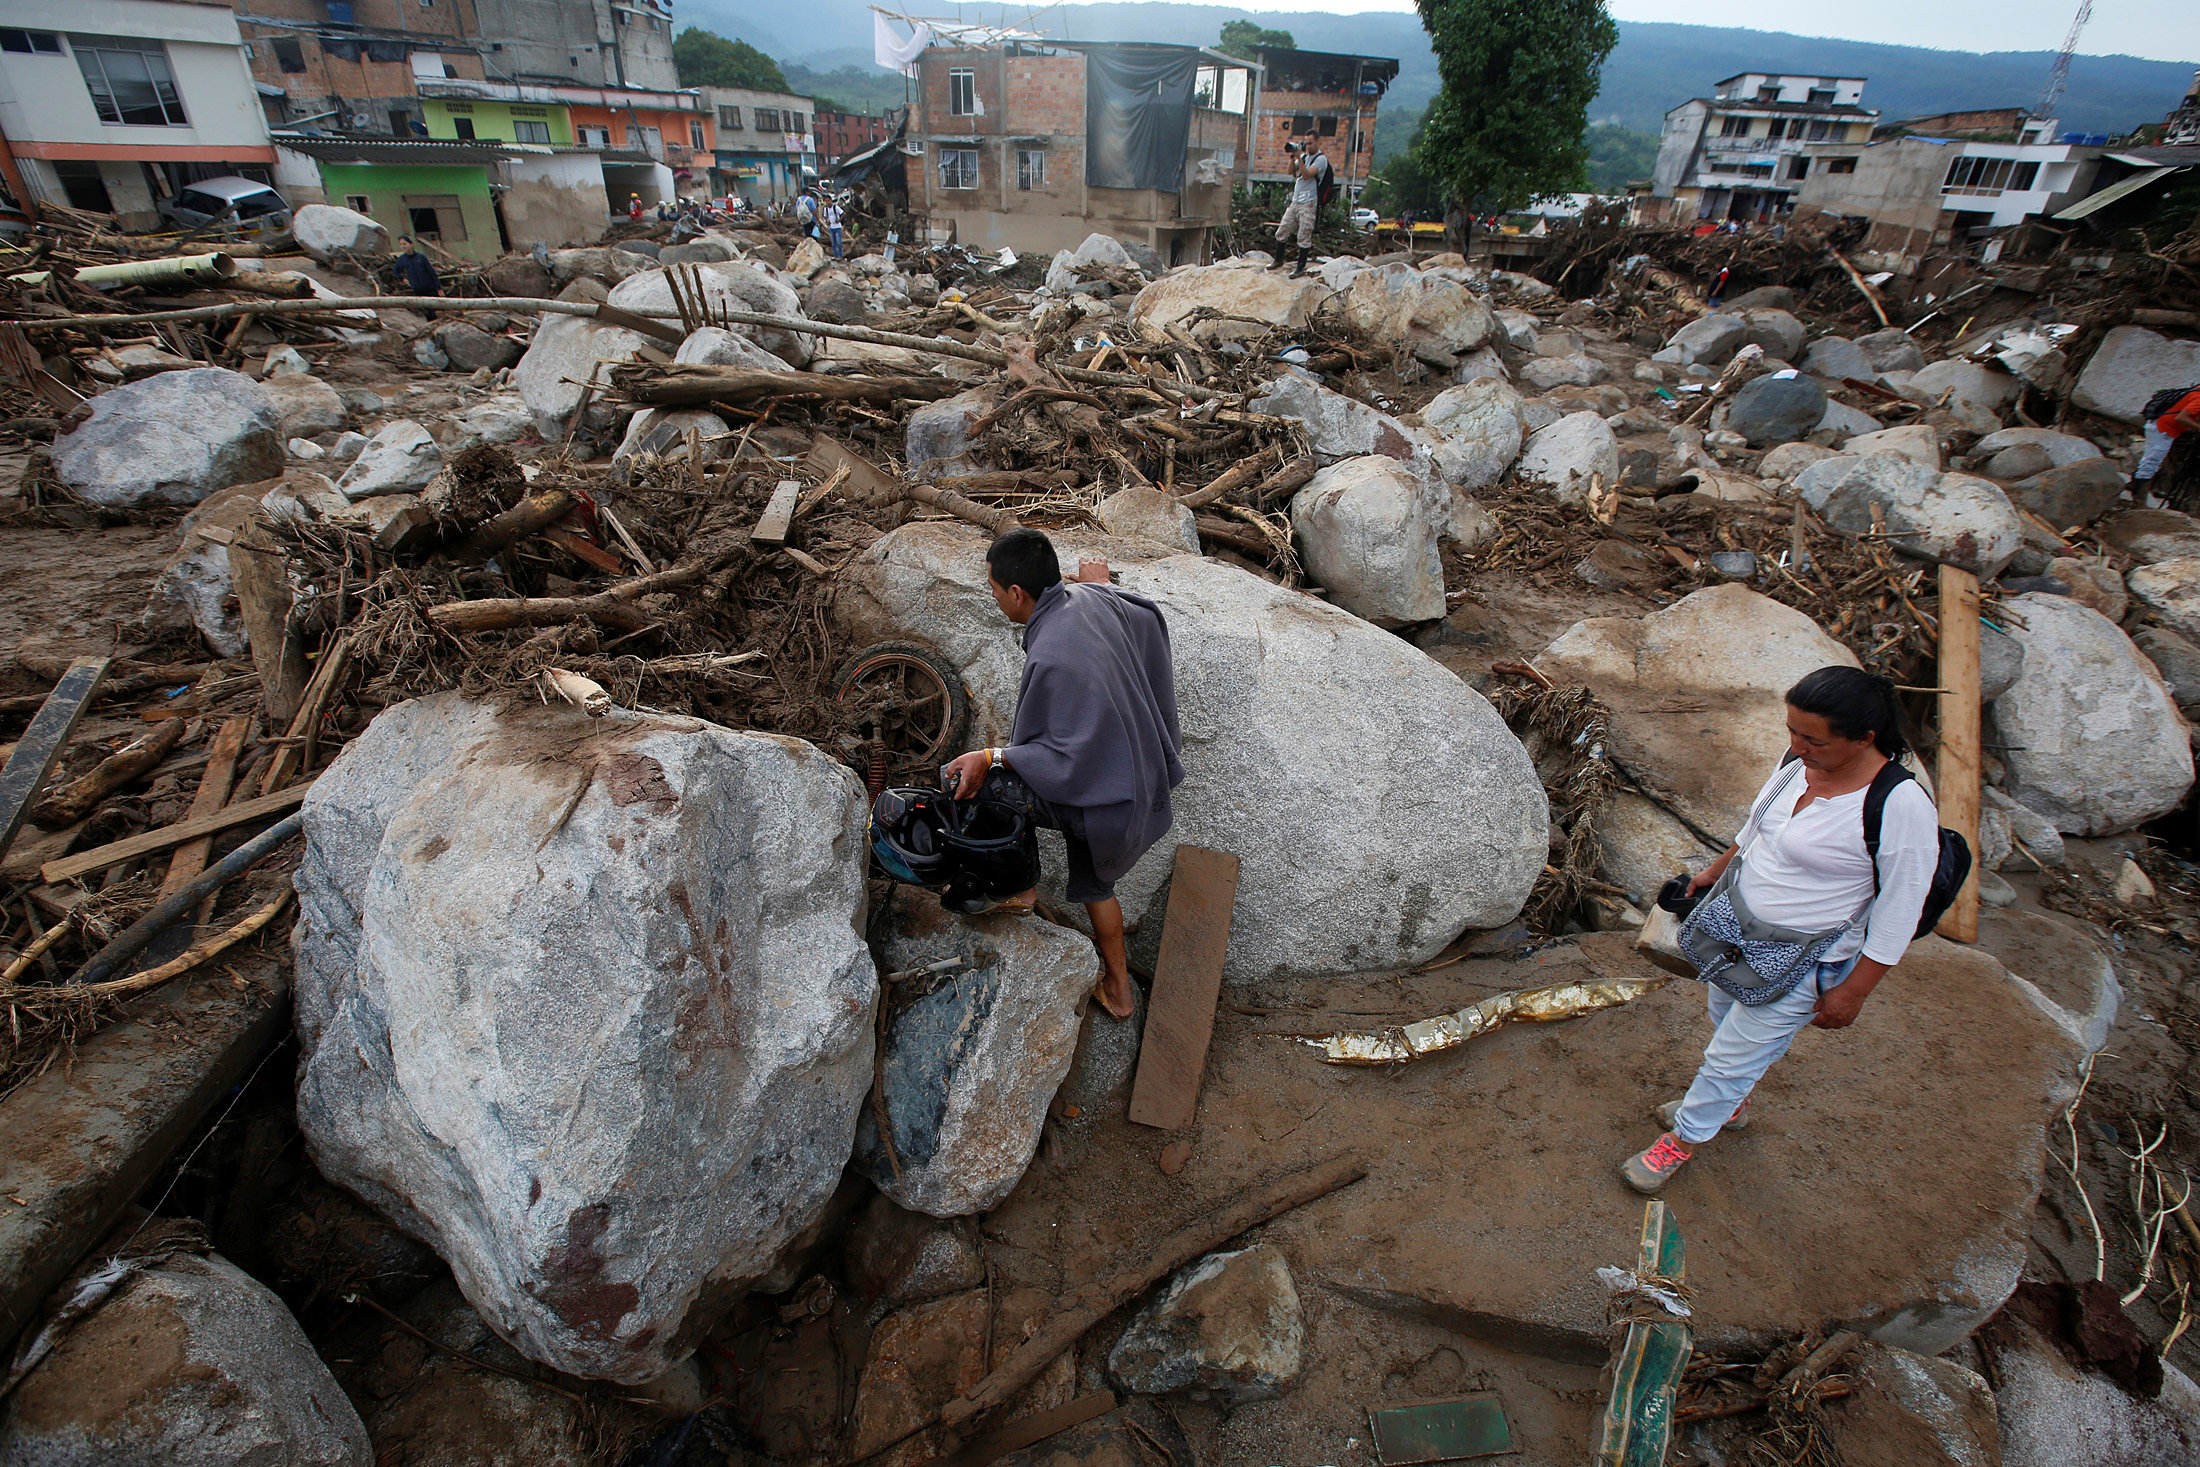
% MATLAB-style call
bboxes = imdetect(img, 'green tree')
[1584,123,1659,193]
[1216,20,1295,62]
[672,27,789,91]
[1411,0,1617,213]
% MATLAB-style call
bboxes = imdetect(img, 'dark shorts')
[982,767,1112,904]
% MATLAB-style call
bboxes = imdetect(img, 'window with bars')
[949,69,975,117]
[1016,147,1044,189]
[72,34,188,126]
[718,106,741,128]
[938,146,977,189]
[754,107,780,131]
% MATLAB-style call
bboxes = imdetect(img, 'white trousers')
[2136,422,2175,481]
[1672,957,1859,1144]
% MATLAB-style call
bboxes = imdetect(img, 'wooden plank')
[158,715,250,900]
[40,785,309,886]
[752,479,802,548]
[0,657,110,859]
[805,434,898,503]
[1935,565,1981,943]
[947,1392,1117,1467]
[1127,845,1239,1131]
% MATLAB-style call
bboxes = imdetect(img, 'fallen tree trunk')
[905,483,1019,535]
[26,718,185,828]
[1178,447,1277,510]
[1249,454,1319,509]
[445,487,577,563]
[610,364,962,407]
[424,559,714,637]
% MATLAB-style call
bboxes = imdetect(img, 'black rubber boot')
[1291,246,1310,278]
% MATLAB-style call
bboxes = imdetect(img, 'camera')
[1284,140,1300,153]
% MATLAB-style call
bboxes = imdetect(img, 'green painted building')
[279,137,519,265]
[421,99,574,147]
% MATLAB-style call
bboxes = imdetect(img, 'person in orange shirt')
[2134,385,2200,496]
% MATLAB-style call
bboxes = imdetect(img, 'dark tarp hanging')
[1084,45,1200,192]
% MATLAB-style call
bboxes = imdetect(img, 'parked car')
[1349,206,1380,229]
[158,177,291,233]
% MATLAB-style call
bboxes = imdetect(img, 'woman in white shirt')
[1624,666,1940,1193]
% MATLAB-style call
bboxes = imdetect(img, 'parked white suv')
[158,177,292,233]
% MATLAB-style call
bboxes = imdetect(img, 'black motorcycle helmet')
[868,786,1040,912]
[869,787,955,886]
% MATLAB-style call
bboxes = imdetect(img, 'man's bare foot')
[981,888,1037,917]
[1093,968,1136,1020]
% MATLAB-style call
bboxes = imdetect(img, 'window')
[270,38,305,71]
[1719,115,1751,137]
[411,51,455,79]
[718,105,741,129]
[1017,147,1044,189]
[1756,85,1780,101]
[403,193,465,241]
[1823,157,1857,174]
[1291,112,1316,135]
[789,113,803,133]
[689,118,705,149]
[949,68,975,117]
[1944,155,2028,194]
[452,117,475,139]
[754,107,780,131]
[1805,120,1830,141]
[578,124,609,147]
[345,194,371,212]
[1317,115,1337,137]
[1786,154,1809,180]
[1,29,64,54]
[72,35,189,126]
[2010,161,2039,190]
[514,119,551,144]
[389,108,419,135]
[938,146,977,189]
[1806,88,1835,107]
[51,161,113,212]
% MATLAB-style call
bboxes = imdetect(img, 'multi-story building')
[904,39,1256,261]
[1792,125,2104,257]
[814,108,893,167]
[415,74,712,206]
[1651,72,1878,223]
[2163,71,2200,147]
[1246,46,1395,201]
[232,0,675,141]
[704,85,815,204]
[1872,107,2056,143]
[0,0,275,229]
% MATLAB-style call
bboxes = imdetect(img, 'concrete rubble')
[3,201,2199,1467]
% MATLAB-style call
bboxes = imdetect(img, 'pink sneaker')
[1623,1132,1696,1194]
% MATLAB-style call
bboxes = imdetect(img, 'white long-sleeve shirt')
[1731,758,1938,965]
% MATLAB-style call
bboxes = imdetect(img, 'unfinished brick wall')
[1251,88,1377,183]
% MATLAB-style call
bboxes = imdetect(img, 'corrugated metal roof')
[2107,145,2200,167]
[2055,166,2184,220]
[272,134,528,165]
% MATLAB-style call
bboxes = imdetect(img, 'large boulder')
[446,394,536,450]
[1107,1243,1304,1404]
[52,367,282,508]
[1989,593,2194,835]
[1758,441,1840,481]
[1658,313,1746,368]
[1095,485,1200,555]
[1417,378,1526,493]
[334,420,443,500]
[2072,325,2200,424]
[1853,328,1928,374]
[803,278,869,325]
[1796,455,2024,577]
[1336,263,1494,368]
[1045,232,1143,294]
[1973,426,2102,479]
[1802,336,1877,383]
[292,694,876,1381]
[1812,398,1880,446]
[1908,359,2019,433]
[1736,308,1806,362]
[1725,373,1826,446]
[837,524,1548,981]
[511,314,648,437]
[2009,457,2128,530]
[481,254,555,298]
[1824,1340,2000,1467]
[0,1244,370,1465]
[607,262,813,366]
[1252,374,1445,489]
[614,408,731,470]
[1518,354,1606,391]
[853,896,1094,1216]
[1291,456,1447,627]
[1840,423,1942,469]
[674,324,793,372]
[2130,557,2200,643]
[1515,411,1620,504]
[2098,507,2200,565]
[1987,1313,2200,1467]
[2134,624,2200,717]
[904,386,998,480]
[434,320,523,372]
[291,202,388,262]
[1535,584,1860,900]
[258,372,348,439]
[140,485,268,656]
[1128,265,1328,346]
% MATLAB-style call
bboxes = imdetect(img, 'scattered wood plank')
[40,785,311,886]
[159,715,250,900]
[753,480,802,548]
[612,364,962,408]
[1128,845,1240,1131]
[1936,565,1982,944]
[806,434,899,503]
[539,526,627,575]
[422,560,714,638]
[937,1153,1365,1429]
[947,1393,1118,1467]
[0,657,110,858]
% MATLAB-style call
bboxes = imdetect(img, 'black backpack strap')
[1861,760,1916,897]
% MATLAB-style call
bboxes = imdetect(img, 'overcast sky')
[1251,0,2199,66]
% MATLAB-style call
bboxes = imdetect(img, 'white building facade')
[0,0,274,229]
[1651,72,1877,224]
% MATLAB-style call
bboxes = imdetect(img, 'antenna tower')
[2034,0,2092,122]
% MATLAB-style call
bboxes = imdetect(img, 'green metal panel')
[1368,1393,1514,1464]
[1595,1201,1693,1467]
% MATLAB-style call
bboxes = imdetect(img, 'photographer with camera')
[1274,140,1327,279]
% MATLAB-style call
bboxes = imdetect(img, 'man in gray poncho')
[942,529,1184,1019]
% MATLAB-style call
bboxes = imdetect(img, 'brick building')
[1247,46,1396,201]
[905,40,1255,262]
[814,109,894,167]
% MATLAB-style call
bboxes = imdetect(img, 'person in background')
[628,193,644,221]
[1623,667,1940,1194]
[941,530,1184,1021]
[1273,140,1326,279]
[2132,385,2200,501]
[822,194,845,259]
[390,236,440,319]
[796,188,818,241]
[1398,207,1416,259]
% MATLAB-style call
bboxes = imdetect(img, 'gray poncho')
[1003,581,1184,882]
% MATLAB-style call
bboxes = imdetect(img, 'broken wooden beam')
[0,657,110,858]
[752,479,802,548]
[1128,845,1239,1131]
[159,715,250,900]
[610,363,962,408]
[39,784,310,886]
[26,718,185,830]
[1936,565,1982,943]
